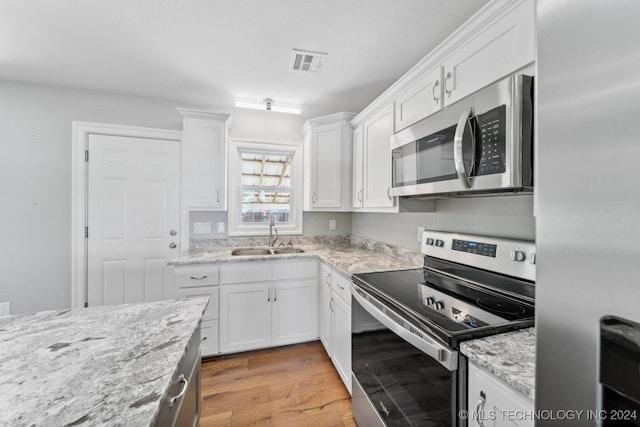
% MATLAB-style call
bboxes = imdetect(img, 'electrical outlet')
[193,222,212,234]
[417,226,426,242]
[329,219,336,230]
[0,302,10,316]
[216,222,225,233]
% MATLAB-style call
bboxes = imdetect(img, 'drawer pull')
[337,284,345,290]
[169,374,188,407]
[190,275,207,280]
[202,337,208,341]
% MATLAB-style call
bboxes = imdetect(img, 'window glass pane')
[238,150,292,224]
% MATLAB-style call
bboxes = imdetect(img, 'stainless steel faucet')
[268,214,278,247]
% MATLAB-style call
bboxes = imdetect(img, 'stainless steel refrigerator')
[536,0,640,425]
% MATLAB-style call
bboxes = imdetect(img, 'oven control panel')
[421,230,536,282]
[419,286,506,327]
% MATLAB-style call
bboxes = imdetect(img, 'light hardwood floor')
[200,341,357,427]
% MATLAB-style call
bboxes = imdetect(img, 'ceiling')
[0,0,489,118]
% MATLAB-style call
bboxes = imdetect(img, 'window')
[228,140,303,236]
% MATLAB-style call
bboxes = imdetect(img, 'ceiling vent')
[289,49,327,73]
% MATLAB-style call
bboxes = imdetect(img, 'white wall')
[0,80,307,315]
[352,195,535,251]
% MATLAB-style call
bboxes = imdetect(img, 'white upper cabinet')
[359,0,533,142]
[177,108,230,248]
[351,125,364,209]
[302,112,356,211]
[394,66,443,132]
[359,103,397,211]
[441,0,534,106]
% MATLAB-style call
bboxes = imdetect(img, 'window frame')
[227,139,303,236]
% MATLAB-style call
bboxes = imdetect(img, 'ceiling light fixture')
[234,98,301,115]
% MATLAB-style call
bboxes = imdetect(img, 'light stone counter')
[460,327,535,400]
[168,235,424,279]
[0,298,208,426]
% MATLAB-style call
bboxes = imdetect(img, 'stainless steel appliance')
[390,74,533,198]
[351,230,536,426]
[536,1,640,425]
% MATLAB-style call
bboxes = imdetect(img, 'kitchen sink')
[230,248,273,256]
[271,248,305,254]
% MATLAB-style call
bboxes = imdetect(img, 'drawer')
[176,287,219,320]
[219,262,272,284]
[332,270,351,306]
[200,319,219,356]
[175,265,219,287]
[272,259,318,280]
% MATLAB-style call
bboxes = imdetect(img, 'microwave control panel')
[476,105,506,176]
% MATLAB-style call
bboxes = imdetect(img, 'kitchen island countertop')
[460,327,535,401]
[0,298,208,426]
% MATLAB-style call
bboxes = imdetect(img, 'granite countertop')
[0,298,208,426]
[169,239,423,279]
[460,327,535,401]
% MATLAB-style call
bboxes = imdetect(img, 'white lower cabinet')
[468,362,534,427]
[174,264,220,357]
[319,261,352,393]
[218,260,319,354]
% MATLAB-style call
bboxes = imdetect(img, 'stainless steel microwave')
[390,74,533,198]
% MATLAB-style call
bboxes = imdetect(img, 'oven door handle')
[453,107,476,189]
[351,284,458,371]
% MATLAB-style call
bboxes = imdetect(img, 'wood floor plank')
[200,341,356,426]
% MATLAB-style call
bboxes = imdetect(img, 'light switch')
[417,226,426,242]
[217,222,225,233]
[329,219,336,230]
[0,302,10,316]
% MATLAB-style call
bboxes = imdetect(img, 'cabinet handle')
[387,187,392,201]
[216,190,220,203]
[267,288,271,302]
[169,374,188,407]
[357,189,362,202]
[337,284,345,291]
[379,401,390,417]
[432,80,440,104]
[329,297,334,312]
[190,275,207,280]
[326,272,331,287]
[444,71,453,98]
[476,390,486,427]
[312,192,316,204]
[274,289,277,302]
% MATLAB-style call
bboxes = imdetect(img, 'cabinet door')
[319,263,333,356]
[181,116,226,210]
[442,0,534,106]
[310,123,343,209]
[272,279,318,346]
[351,125,364,209]
[394,66,443,131]
[468,363,534,427]
[219,283,271,353]
[363,103,395,209]
[332,292,352,393]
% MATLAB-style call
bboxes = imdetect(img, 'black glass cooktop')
[352,264,535,347]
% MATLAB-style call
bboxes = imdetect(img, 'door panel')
[272,280,318,346]
[219,283,272,353]
[87,134,180,307]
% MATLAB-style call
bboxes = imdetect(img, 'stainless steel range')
[350,230,535,427]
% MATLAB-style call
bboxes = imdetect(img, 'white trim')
[227,139,303,236]
[71,122,182,309]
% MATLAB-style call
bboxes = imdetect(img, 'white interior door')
[87,134,180,306]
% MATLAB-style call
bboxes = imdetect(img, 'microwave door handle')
[453,107,476,189]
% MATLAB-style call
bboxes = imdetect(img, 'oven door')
[351,284,467,427]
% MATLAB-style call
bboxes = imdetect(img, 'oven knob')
[434,301,445,310]
[510,250,526,262]
[425,297,435,306]
[435,239,445,247]
[426,238,434,246]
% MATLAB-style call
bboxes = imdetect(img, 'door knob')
[169,242,177,249]
[169,229,177,236]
